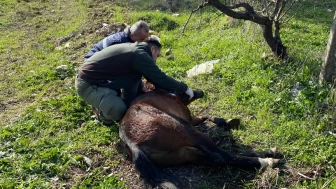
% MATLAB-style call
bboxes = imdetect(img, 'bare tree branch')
[275,0,286,21]
[272,0,282,19]
[226,3,256,14]
[282,3,303,24]
[206,0,287,58]
[182,2,208,33]
[261,0,272,19]
[274,20,281,39]
[279,0,297,21]
[206,0,271,25]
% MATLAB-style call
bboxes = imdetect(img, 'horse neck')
[133,91,192,122]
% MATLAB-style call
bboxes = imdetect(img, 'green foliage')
[112,10,180,32]
[77,168,125,188]
[132,12,179,31]
[0,91,121,188]
[1,0,336,188]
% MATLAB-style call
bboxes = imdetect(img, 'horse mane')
[147,88,191,104]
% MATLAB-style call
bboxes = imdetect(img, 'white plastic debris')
[187,59,220,77]
[83,156,92,167]
[50,176,59,181]
[327,9,333,12]
[290,82,304,98]
[172,13,180,17]
[64,42,70,48]
[0,151,6,157]
[56,65,69,71]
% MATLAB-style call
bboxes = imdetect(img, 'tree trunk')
[319,11,336,84]
[261,23,287,59]
[206,0,287,59]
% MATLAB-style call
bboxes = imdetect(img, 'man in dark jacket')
[76,37,194,124]
[84,20,150,59]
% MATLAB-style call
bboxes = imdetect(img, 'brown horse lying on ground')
[119,88,280,189]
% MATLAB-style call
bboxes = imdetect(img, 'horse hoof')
[271,147,277,153]
[268,158,280,168]
[193,89,204,99]
[159,181,179,189]
[212,117,227,127]
[227,118,240,129]
[271,147,278,157]
[260,158,282,169]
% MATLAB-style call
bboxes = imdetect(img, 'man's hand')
[142,79,155,92]
[185,88,194,100]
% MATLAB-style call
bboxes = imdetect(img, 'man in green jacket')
[76,36,194,125]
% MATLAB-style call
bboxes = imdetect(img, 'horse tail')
[129,143,180,189]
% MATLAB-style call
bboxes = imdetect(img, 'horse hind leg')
[189,131,280,169]
[238,147,279,158]
[150,146,212,166]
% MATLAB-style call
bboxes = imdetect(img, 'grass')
[1,0,336,188]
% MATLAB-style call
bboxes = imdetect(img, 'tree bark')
[319,11,336,84]
[206,0,287,59]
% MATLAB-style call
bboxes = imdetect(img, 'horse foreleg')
[191,115,240,129]
[190,115,208,126]
[189,115,229,126]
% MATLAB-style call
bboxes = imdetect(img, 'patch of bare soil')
[0,100,27,126]
[0,0,120,126]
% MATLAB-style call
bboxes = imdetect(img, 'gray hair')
[130,20,149,35]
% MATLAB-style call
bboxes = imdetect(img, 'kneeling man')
[76,36,194,125]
